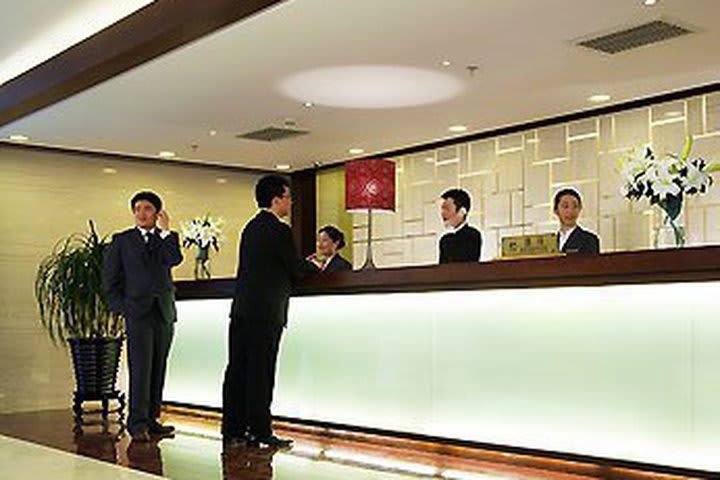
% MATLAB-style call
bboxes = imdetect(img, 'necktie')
[145,230,158,252]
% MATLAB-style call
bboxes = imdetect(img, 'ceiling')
[1,0,719,171]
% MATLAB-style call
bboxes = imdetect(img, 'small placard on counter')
[500,233,562,259]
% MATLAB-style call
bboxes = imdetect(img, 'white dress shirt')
[445,220,468,234]
[558,226,577,251]
[137,226,170,242]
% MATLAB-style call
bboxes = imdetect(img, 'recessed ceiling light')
[281,65,464,109]
[8,134,29,141]
[102,168,117,174]
[441,60,451,67]
[209,130,217,136]
[303,102,314,108]
[348,148,365,155]
[643,0,658,6]
[588,94,611,103]
[448,125,468,133]
[275,164,291,171]
[216,178,227,184]
[158,151,176,158]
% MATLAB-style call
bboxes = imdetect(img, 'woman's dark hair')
[319,225,346,249]
[256,175,290,208]
[130,191,162,212]
[553,188,582,211]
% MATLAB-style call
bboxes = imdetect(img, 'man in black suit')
[439,188,482,264]
[553,188,600,255]
[103,191,183,442]
[222,175,310,449]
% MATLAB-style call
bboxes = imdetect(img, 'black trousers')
[125,301,174,434]
[222,317,283,438]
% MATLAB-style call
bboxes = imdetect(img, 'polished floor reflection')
[0,434,161,479]
[0,409,704,480]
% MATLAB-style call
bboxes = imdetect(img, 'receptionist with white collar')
[554,188,600,255]
[438,188,482,263]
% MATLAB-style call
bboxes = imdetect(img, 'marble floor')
[0,409,703,480]
[0,434,161,479]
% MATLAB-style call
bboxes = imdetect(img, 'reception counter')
[165,246,720,474]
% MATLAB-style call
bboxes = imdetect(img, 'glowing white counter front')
[165,281,720,472]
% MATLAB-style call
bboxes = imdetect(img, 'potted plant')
[35,220,125,426]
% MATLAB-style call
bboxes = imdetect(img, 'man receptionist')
[439,188,482,264]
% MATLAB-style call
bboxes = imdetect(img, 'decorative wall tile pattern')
[345,93,720,267]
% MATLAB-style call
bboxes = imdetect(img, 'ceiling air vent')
[577,20,693,54]
[236,126,309,142]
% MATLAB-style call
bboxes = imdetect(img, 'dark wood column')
[290,169,317,257]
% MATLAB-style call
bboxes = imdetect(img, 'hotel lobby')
[1,1,719,479]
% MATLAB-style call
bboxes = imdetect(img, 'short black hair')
[255,175,290,208]
[319,225,346,250]
[553,188,583,211]
[441,188,471,213]
[130,191,162,212]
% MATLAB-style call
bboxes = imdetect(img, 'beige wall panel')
[0,147,262,413]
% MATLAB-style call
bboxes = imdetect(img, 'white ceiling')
[1,0,719,171]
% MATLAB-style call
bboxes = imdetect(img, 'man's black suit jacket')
[230,211,310,328]
[439,224,482,264]
[561,226,600,255]
[103,228,183,323]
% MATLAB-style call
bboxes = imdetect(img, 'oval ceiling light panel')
[279,65,464,109]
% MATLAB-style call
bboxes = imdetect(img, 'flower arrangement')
[181,215,225,279]
[619,137,717,247]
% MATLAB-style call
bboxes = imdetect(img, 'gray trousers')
[125,301,174,434]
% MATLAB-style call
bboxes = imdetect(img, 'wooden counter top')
[175,246,720,299]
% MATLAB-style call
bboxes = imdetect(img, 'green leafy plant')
[35,221,123,344]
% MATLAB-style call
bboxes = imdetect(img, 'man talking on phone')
[103,191,183,442]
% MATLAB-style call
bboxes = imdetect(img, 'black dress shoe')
[148,422,175,436]
[247,434,293,448]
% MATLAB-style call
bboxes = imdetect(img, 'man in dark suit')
[439,188,482,264]
[553,188,600,255]
[222,175,310,449]
[103,191,183,442]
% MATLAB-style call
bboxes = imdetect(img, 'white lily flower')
[180,214,225,251]
[652,176,682,200]
[620,147,651,186]
[684,160,712,193]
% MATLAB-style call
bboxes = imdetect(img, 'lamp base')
[360,255,376,270]
[361,209,376,270]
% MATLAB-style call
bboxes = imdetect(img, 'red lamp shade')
[345,158,396,212]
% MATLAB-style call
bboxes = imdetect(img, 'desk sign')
[501,233,561,259]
